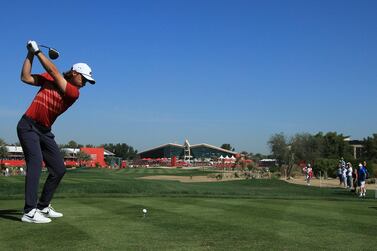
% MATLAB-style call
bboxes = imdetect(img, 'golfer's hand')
[27,40,40,55]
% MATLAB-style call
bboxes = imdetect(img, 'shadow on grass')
[0,209,21,222]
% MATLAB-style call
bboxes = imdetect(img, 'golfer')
[18,40,95,223]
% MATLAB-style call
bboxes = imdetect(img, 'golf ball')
[142,208,147,214]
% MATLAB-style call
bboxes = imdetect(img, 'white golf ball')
[142,208,147,214]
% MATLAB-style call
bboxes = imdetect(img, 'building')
[2,146,112,167]
[1,146,25,167]
[348,140,364,159]
[344,137,364,159]
[139,139,239,161]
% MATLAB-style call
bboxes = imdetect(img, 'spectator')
[352,167,358,194]
[337,164,343,185]
[340,157,346,167]
[346,162,353,189]
[358,163,369,198]
[306,164,313,186]
[302,165,308,181]
[341,164,347,188]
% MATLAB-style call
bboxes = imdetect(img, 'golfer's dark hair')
[63,70,74,80]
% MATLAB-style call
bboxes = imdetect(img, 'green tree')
[291,133,321,163]
[102,143,138,160]
[76,151,91,167]
[317,132,352,160]
[313,158,338,179]
[65,140,83,149]
[362,134,377,162]
[220,144,235,151]
[0,138,8,165]
[268,133,289,166]
[268,133,296,177]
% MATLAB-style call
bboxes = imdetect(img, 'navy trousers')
[17,115,66,213]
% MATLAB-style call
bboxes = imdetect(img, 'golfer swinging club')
[18,40,95,223]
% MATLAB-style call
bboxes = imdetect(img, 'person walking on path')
[18,40,95,223]
[306,164,313,186]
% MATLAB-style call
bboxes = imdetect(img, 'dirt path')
[140,174,377,190]
[283,176,377,190]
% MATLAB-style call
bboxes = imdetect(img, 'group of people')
[337,158,369,197]
[302,158,370,198]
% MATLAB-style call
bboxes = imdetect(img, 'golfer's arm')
[21,52,38,85]
[36,52,67,93]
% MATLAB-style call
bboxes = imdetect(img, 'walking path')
[283,175,377,190]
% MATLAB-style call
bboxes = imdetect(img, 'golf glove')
[27,40,40,55]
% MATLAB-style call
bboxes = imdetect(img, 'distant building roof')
[139,140,239,159]
[348,140,363,145]
[104,149,116,156]
[139,143,184,154]
[191,143,237,155]
[61,148,81,154]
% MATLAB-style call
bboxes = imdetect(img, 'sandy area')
[139,174,377,190]
[139,175,244,183]
[283,176,377,190]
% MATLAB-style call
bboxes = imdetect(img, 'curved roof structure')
[139,140,238,160]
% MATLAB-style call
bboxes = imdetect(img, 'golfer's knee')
[52,163,66,178]
[56,167,66,178]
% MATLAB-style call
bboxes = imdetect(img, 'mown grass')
[0,168,376,250]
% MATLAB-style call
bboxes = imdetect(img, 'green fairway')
[1,168,377,250]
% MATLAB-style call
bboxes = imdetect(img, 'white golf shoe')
[21,208,51,224]
[40,204,63,218]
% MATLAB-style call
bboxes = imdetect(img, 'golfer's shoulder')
[40,72,54,81]
[65,82,80,99]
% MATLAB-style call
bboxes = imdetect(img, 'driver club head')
[39,44,60,60]
[48,48,59,60]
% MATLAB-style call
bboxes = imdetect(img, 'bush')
[367,162,376,178]
[268,165,280,173]
[313,158,338,179]
[247,163,255,171]
[270,172,281,180]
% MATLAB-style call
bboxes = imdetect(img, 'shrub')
[367,162,376,178]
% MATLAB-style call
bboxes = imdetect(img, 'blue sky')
[1,0,376,154]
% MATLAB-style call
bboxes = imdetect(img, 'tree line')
[268,132,377,178]
[0,139,138,161]
[60,141,138,160]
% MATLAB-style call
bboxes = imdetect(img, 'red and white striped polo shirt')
[24,73,80,128]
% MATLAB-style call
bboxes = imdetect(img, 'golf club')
[39,44,60,60]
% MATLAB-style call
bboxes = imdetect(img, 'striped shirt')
[24,73,79,128]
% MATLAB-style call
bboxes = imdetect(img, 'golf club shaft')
[39,45,51,49]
